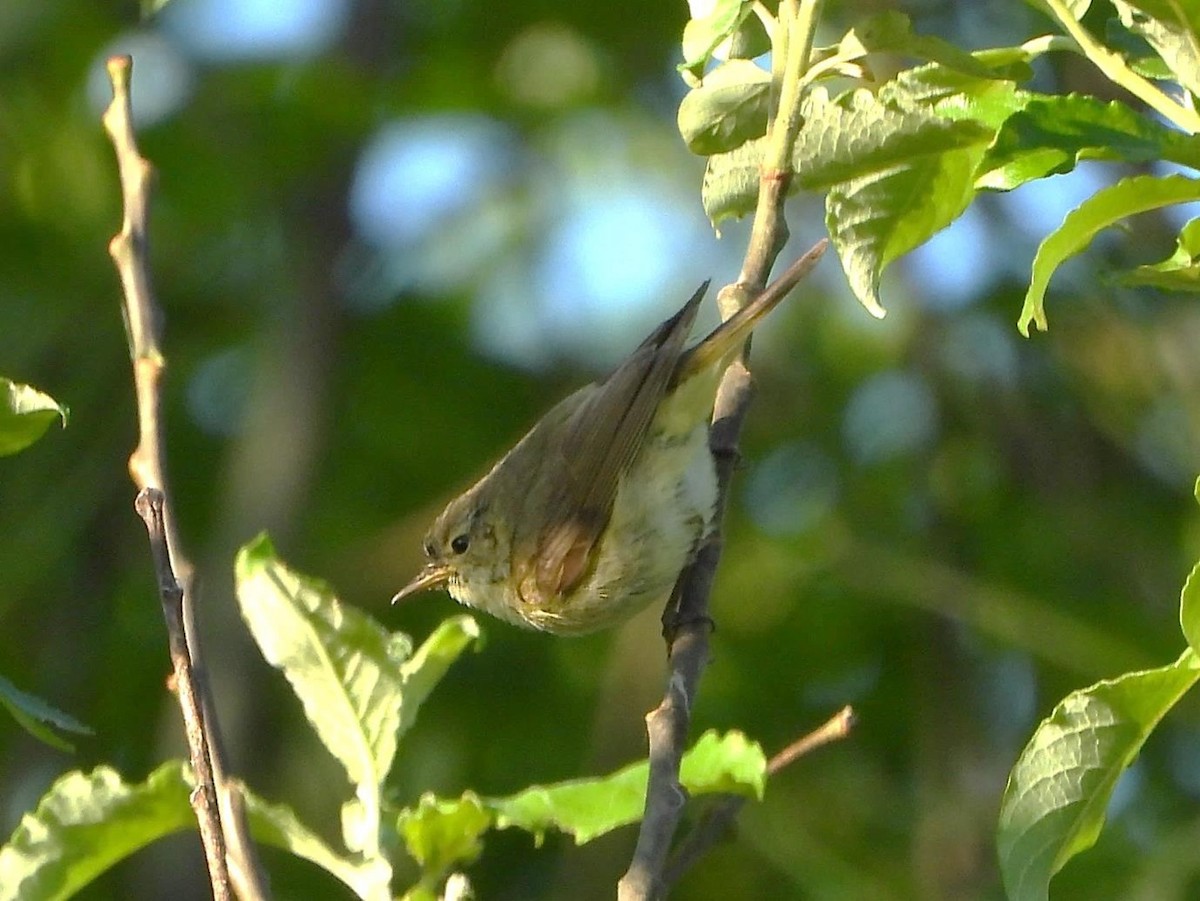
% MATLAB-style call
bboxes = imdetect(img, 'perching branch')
[102,55,267,901]
[618,2,827,898]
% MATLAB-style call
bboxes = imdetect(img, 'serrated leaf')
[678,60,771,155]
[389,730,765,888]
[0,763,194,900]
[242,787,392,901]
[794,88,992,190]
[702,135,767,223]
[826,143,988,318]
[1112,0,1200,98]
[235,534,412,855]
[0,379,68,457]
[492,729,766,845]
[702,86,992,227]
[997,651,1200,901]
[0,674,91,753]
[885,62,1032,129]
[397,793,491,879]
[1019,173,1200,334]
[490,755,651,846]
[977,95,1200,191]
[679,728,768,797]
[1121,216,1200,290]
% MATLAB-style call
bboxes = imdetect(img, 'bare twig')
[133,490,230,897]
[102,55,267,901]
[660,706,855,891]
[618,2,827,897]
[766,705,856,776]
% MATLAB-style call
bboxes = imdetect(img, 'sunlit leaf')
[793,88,992,190]
[397,793,491,879]
[885,59,1032,128]
[826,143,987,319]
[0,673,91,753]
[702,85,991,228]
[997,652,1200,901]
[492,729,766,844]
[0,763,194,901]
[977,95,1200,190]
[1179,542,1200,654]
[681,0,753,71]
[396,615,480,744]
[1019,173,1200,334]
[235,534,412,854]
[0,378,68,457]
[1120,216,1200,291]
[390,728,766,884]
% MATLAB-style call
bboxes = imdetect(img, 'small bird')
[393,242,826,634]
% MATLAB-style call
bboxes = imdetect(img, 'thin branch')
[133,490,230,897]
[660,707,856,891]
[618,3,827,897]
[102,55,267,901]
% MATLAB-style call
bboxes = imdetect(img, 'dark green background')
[3,1,1200,898]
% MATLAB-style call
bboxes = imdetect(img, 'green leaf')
[702,86,992,227]
[1112,0,1200,98]
[681,0,753,71]
[1019,173,1200,334]
[679,728,768,798]
[678,60,771,155]
[702,135,768,224]
[0,674,91,753]
[0,763,194,900]
[390,729,766,882]
[793,88,993,191]
[836,11,998,79]
[397,792,491,881]
[0,378,68,457]
[492,729,766,845]
[977,95,1200,191]
[242,788,392,901]
[235,534,412,855]
[1121,216,1200,291]
[826,143,988,318]
[396,615,480,744]
[490,755,654,846]
[997,651,1200,901]
[1179,546,1200,654]
[885,60,1033,129]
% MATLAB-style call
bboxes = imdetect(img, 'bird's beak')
[391,563,451,604]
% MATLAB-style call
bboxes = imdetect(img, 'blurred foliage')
[2,1,1200,899]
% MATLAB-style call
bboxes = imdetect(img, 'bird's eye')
[450,534,470,555]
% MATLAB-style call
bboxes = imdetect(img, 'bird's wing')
[527,283,708,600]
